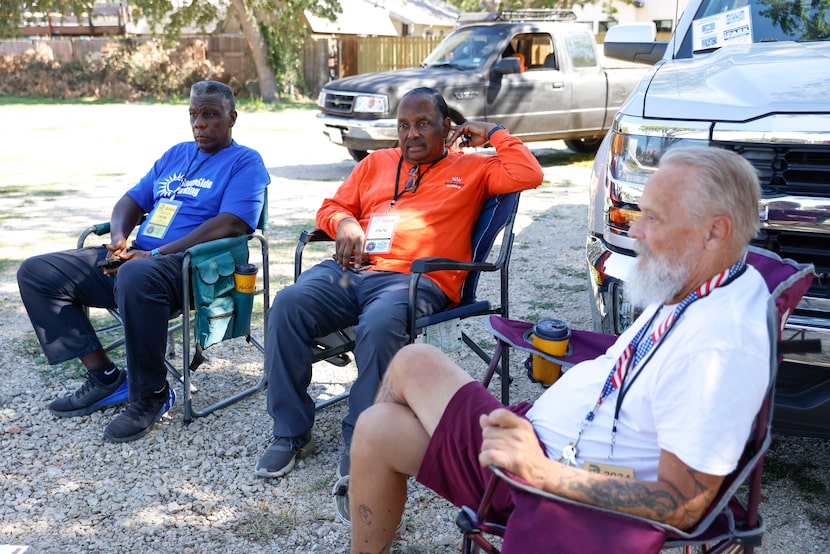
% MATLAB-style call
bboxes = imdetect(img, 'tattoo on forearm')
[566,467,715,527]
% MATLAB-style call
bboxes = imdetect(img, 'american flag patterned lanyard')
[559,258,746,466]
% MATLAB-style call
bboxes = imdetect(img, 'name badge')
[365,214,398,254]
[584,461,635,479]
[141,198,182,240]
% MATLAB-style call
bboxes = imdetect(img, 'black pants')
[17,246,185,403]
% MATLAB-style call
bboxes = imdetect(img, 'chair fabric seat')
[416,300,492,327]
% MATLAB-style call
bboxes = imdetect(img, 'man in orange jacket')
[255,87,543,480]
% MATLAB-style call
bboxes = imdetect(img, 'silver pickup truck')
[317,10,648,161]
[587,0,830,438]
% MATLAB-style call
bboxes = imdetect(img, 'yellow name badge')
[584,461,635,479]
[141,199,182,240]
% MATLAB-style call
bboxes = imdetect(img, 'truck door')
[563,30,606,134]
[486,33,572,140]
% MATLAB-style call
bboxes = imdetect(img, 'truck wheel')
[565,138,602,154]
[348,149,370,162]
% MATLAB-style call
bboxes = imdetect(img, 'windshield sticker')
[692,5,752,51]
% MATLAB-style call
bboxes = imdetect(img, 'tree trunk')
[229,0,279,102]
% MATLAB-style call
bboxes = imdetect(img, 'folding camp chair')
[460,246,817,554]
[77,194,270,424]
[294,192,521,410]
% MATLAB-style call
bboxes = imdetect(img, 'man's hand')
[479,408,552,489]
[334,218,366,270]
[447,122,503,149]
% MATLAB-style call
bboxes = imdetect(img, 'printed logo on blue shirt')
[159,174,214,198]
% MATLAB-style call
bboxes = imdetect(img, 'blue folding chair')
[294,192,522,409]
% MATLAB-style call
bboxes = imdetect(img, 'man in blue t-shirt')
[17,80,270,443]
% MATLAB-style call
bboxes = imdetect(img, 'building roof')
[305,0,460,36]
[377,0,461,27]
[304,0,398,36]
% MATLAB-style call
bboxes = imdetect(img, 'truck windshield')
[421,26,508,70]
[679,0,830,57]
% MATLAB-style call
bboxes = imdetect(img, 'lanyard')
[171,142,231,197]
[559,258,747,466]
[389,151,447,208]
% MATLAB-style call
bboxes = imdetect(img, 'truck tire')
[348,149,370,162]
[565,138,603,154]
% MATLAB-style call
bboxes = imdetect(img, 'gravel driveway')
[0,104,827,553]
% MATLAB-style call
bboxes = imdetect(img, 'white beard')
[626,241,691,308]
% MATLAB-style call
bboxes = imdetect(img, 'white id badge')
[365,214,398,254]
[141,198,182,240]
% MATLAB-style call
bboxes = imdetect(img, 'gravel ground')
[0,104,828,553]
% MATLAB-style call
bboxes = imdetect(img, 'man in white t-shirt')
[345,146,771,553]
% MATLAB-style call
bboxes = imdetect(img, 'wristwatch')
[487,124,506,140]
[151,248,161,257]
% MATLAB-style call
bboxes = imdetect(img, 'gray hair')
[659,146,761,248]
[190,80,235,113]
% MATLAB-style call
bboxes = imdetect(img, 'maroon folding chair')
[462,246,816,554]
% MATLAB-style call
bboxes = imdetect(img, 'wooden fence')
[302,35,443,97]
[354,36,442,73]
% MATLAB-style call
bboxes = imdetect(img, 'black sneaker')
[103,384,176,443]
[254,432,315,478]
[49,370,128,418]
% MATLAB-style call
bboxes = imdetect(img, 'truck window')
[677,0,830,58]
[422,26,509,70]
[564,31,598,68]
[504,33,555,70]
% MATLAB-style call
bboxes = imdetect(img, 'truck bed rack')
[458,9,577,24]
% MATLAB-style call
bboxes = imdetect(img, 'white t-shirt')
[527,266,771,481]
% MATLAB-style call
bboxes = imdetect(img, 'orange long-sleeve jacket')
[316,130,543,303]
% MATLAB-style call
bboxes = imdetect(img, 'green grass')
[526,299,564,312]
[0,184,73,197]
[236,501,298,542]
[557,283,587,293]
[764,442,828,525]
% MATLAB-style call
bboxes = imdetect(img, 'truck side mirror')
[494,57,523,75]
[603,22,668,65]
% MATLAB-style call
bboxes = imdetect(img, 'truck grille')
[320,91,356,115]
[719,142,830,198]
[716,142,830,300]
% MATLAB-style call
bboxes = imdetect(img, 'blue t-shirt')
[127,140,270,251]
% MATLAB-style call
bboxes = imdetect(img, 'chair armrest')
[184,235,249,258]
[77,222,112,248]
[299,228,333,245]
[410,256,498,275]
[295,229,334,281]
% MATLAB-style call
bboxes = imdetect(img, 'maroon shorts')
[415,381,534,524]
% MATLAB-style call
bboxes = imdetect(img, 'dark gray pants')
[265,259,448,447]
[17,246,185,403]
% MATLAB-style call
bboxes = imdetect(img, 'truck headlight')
[353,94,389,114]
[606,117,710,233]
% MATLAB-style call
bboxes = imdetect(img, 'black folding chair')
[294,192,522,410]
